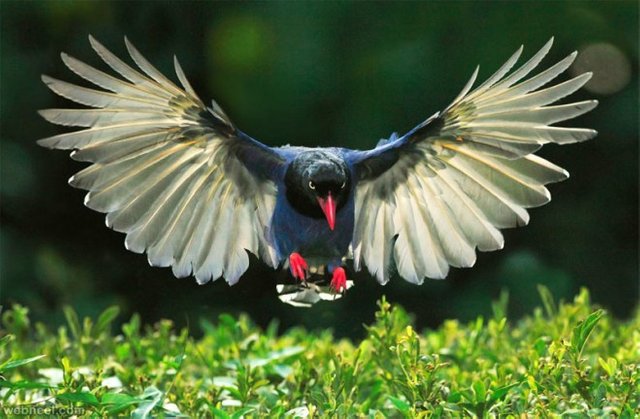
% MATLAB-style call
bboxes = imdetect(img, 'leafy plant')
[0,288,638,416]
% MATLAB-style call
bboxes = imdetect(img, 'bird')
[38,36,597,302]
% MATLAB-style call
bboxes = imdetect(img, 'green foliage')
[0,289,638,417]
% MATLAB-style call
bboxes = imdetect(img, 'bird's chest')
[271,194,354,261]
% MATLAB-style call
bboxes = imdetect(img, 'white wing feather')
[39,36,280,285]
[353,38,597,284]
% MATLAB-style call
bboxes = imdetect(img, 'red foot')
[330,267,347,293]
[289,252,308,281]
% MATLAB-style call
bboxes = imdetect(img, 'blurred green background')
[1,1,637,338]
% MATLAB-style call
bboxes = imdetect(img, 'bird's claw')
[289,252,309,281]
[330,267,347,293]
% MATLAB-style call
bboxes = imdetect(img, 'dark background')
[1,1,638,338]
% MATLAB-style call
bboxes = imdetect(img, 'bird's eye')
[309,181,316,190]
[341,181,346,189]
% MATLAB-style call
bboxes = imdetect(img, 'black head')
[284,150,351,229]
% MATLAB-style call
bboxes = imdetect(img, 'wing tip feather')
[585,128,598,141]
[88,34,104,52]
[37,109,51,123]
[36,135,57,148]
[123,36,138,61]
[41,74,54,85]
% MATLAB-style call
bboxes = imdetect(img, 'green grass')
[1,287,638,417]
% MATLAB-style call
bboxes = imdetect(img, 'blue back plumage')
[270,147,356,267]
[375,132,399,147]
[271,190,354,262]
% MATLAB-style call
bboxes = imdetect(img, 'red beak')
[317,193,336,230]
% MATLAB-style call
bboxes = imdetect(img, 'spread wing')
[348,38,597,285]
[38,36,285,285]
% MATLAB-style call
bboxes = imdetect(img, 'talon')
[289,252,308,281]
[330,267,347,293]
